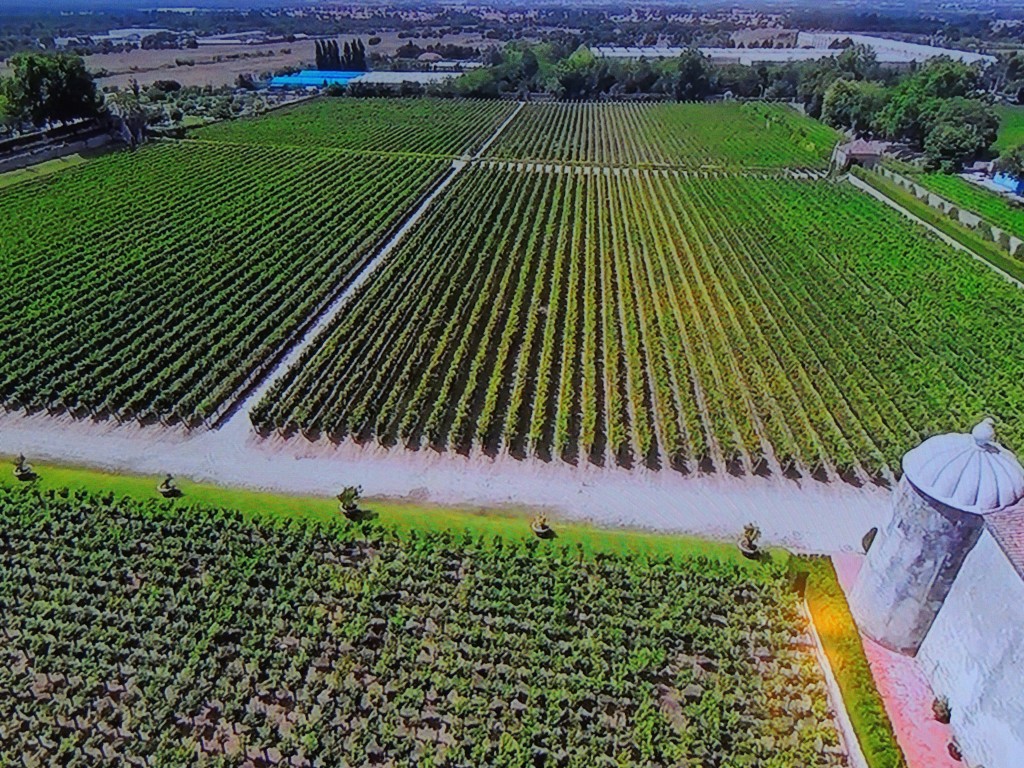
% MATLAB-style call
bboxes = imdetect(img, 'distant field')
[487,102,839,168]
[191,98,517,157]
[916,172,1024,243]
[72,32,491,89]
[995,104,1024,153]
[255,164,1024,478]
[86,41,314,89]
[0,142,446,424]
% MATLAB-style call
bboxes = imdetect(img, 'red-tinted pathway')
[832,554,962,768]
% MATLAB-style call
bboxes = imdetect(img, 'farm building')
[834,139,889,171]
[269,70,455,88]
[850,420,1024,768]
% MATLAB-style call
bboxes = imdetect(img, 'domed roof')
[902,419,1024,515]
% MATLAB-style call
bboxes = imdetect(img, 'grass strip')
[0,456,781,568]
[793,556,908,768]
[0,153,89,190]
[852,166,1024,285]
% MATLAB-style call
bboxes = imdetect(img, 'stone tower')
[849,418,1024,655]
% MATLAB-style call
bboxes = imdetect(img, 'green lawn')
[995,105,1024,153]
[0,457,777,567]
[794,558,908,768]
[0,153,89,190]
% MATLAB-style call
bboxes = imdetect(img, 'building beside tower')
[850,419,1024,768]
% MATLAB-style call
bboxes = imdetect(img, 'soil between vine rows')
[255,162,1024,482]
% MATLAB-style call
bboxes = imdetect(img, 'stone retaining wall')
[877,166,1024,258]
[0,133,114,175]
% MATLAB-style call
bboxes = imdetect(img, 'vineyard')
[0,485,848,766]
[912,172,1024,244]
[191,97,517,157]
[254,165,1024,479]
[485,102,839,168]
[0,142,447,425]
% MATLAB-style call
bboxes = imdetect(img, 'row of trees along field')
[314,37,368,72]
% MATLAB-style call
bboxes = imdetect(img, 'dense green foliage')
[486,102,838,168]
[256,163,1024,478]
[315,37,367,72]
[854,169,1024,281]
[795,559,907,768]
[452,43,714,102]
[821,79,889,135]
[993,141,1024,180]
[0,52,99,128]
[816,56,998,171]
[0,142,446,424]
[0,485,846,766]
[191,98,516,157]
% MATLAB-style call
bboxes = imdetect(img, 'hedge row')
[793,557,908,768]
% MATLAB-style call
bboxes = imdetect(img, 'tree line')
[314,37,367,72]
[815,50,999,172]
[0,53,99,132]
[440,41,1021,173]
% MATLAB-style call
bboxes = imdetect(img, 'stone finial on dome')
[972,417,996,446]
[902,419,1024,515]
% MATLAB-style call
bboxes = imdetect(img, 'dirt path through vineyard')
[0,410,888,553]
[0,105,890,552]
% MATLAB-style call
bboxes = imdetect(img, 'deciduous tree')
[2,53,99,128]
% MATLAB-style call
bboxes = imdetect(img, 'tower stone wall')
[849,475,985,655]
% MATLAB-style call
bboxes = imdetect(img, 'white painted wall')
[917,531,1024,768]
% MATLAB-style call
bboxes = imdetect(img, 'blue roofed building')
[269,71,365,89]
[993,172,1024,196]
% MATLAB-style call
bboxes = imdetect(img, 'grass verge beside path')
[0,153,89,189]
[794,557,908,768]
[852,166,1024,285]
[0,457,777,567]
[915,172,1024,244]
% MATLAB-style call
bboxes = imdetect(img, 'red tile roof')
[841,139,889,156]
[987,508,1024,579]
